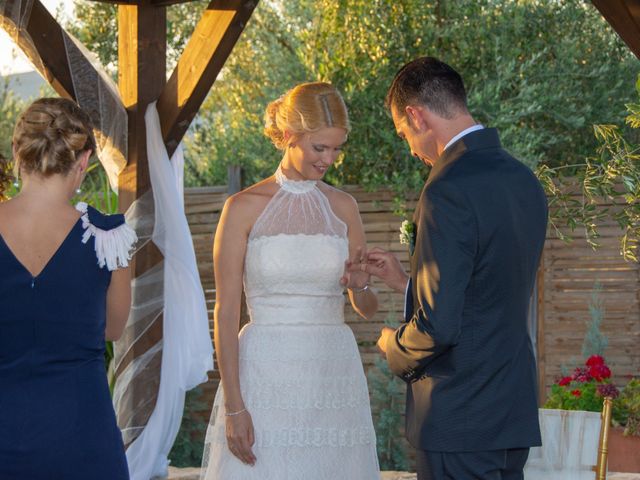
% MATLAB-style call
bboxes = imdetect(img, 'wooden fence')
[538,198,640,396]
[184,185,640,414]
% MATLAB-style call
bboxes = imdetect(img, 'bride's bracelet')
[225,408,247,417]
[349,283,370,293]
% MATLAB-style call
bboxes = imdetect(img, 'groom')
[362,57,548,479]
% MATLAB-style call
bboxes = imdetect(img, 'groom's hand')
[377,327,395,358]
[349,247,408,293]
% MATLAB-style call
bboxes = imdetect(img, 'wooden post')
[116,2,167,445]
[227,164,243,194]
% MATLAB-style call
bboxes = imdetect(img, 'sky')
[0,0,75,76]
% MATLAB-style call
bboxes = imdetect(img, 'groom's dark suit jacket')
[387,128,547,452]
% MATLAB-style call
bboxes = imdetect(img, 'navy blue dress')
[0,205,129,480]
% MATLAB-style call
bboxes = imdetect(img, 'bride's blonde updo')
[264,82,350,150]
[12,97,96,178]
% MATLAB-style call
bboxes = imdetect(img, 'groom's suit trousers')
[416,448,530,480]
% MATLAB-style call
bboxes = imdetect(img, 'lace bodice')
[243,166,349,325]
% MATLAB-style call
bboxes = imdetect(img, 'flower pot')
[608,427,640,473]
[525,408,602,480]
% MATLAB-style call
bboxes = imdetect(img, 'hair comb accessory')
[318,94,334,127]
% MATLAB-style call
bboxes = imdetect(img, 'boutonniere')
[399,220,416,255]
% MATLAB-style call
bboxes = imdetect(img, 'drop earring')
[76,166,85,194]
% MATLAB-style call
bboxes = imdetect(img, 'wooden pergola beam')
[0,0,74,99]
[156,0,258,157]
[1,0,128,176]
[0,0,126,117]
[88,0,196,6]
[592,0,640,60]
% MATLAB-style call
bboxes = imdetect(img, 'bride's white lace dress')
[200,168,379,479]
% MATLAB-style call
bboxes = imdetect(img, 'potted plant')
[539,356,640,474]
[609,378,640,473]
[523,355,621,479]
[544,355,619,412]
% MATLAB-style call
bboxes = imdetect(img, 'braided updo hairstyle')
[12,98,96,178]
[264,82,350,150]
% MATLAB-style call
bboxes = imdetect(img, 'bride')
[200,82,380,479]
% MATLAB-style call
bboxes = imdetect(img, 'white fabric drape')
[124,102,213,480]
[524,408,602,480]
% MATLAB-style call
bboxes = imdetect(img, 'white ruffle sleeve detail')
[75,202,138,271]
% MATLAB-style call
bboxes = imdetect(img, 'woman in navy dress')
[0,98,135,480]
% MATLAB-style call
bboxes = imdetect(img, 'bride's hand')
[225,409,256,466]
[340,246,370,290]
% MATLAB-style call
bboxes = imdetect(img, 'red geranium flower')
[589,364,611,381]
[572,367,592,383]
[558,376,572,386]
[596,383,620,399]
[586,355,605,367]
[571,389,582,397]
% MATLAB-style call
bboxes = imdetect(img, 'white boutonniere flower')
[399,220,414,245]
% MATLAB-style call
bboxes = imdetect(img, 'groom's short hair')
[386,57,468,120]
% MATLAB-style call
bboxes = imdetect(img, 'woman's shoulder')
[223,177,278,214]
[75,202,137,271]
[319,183,359,217]
[319,182,357,203]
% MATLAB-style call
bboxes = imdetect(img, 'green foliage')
[615,378,640,437]
[537,75,640,263]
[67,2,208,79]
[366,312,410,471]
[545,380,604,413]
[168,386,208,467]
[582,282,608,358]
[0,78,23,200]
[0,156,10,201]
[0,78,24,161]
[76,163,119,213]
[67,1,638,192]
[70,3,118,77]
[367,357,410,471]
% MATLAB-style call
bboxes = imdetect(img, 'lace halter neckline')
[275,165,317,194]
